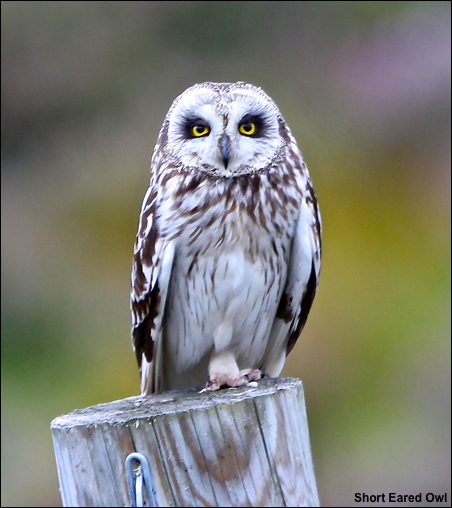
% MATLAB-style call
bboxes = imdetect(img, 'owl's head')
[160,82,291,177]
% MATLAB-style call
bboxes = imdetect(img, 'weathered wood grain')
[51,377,320,507]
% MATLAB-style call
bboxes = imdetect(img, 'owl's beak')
[219,133,231,169]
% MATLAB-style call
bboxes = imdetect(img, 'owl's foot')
[200,369,269,392]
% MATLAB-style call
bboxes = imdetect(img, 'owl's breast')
[163,199,294,366]
[165,238,288,370]
[157,174,303,388]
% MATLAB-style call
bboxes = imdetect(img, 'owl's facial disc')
[164,83,285,177]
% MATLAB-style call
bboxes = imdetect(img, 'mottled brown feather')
[285,260,318,355]
[132,283,160,366]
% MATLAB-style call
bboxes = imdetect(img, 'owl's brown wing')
[130,186,175,395]
[262,173,322,375]
[284,177,322,355]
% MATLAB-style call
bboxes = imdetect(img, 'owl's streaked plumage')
[131,82,321,395]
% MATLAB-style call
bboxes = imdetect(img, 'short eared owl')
[131,82,321,394]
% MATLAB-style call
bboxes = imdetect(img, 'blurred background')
[1,1,450,506]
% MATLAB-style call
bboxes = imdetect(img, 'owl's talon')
[199,380,221,393]
[240,368,267,382]
[199,369,268,393]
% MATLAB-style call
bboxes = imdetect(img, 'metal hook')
[125,452,157,507]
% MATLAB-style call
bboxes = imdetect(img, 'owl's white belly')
[163,236,287,389]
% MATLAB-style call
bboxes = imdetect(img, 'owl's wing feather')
[263,174,321,375]
[130,185,175,395]
[285,177,322,355]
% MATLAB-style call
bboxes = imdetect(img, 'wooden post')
[51,377,319,507]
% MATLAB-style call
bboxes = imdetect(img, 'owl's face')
[162,82,287,177]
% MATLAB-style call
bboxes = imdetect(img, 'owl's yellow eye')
[191,124,210,137]
[239,122,257,136]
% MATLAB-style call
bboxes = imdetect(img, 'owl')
[131,82,321,395]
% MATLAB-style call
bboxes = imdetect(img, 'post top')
[50,377,303,430]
